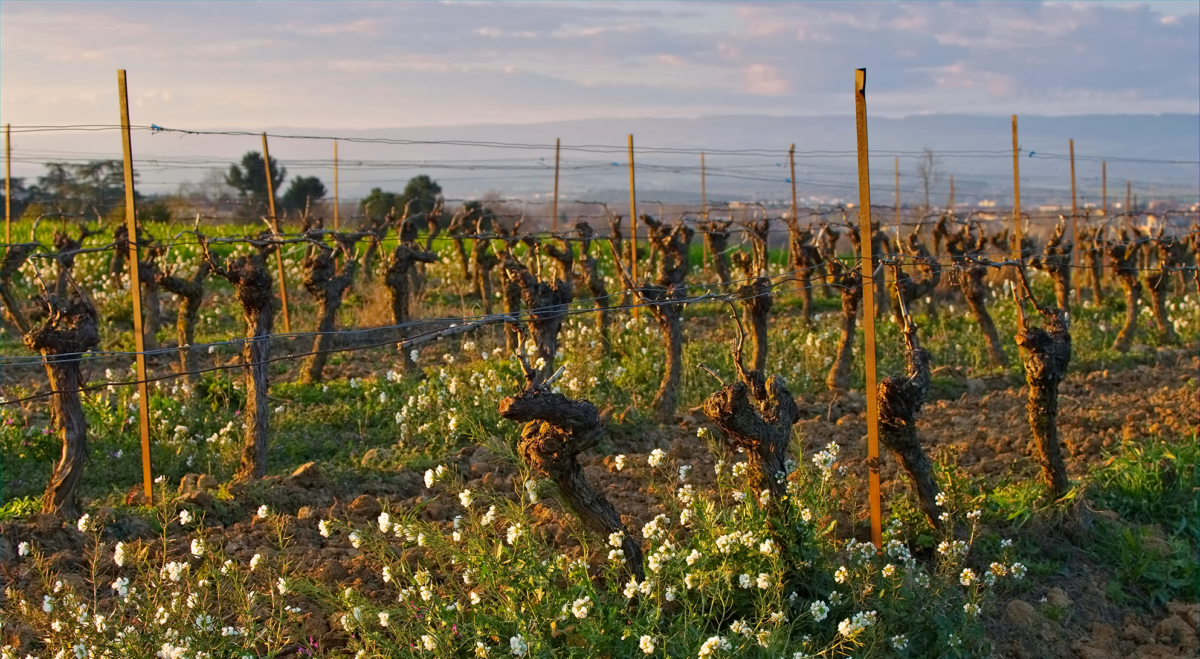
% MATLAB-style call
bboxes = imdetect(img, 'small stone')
[1046,587,1072,608]
[286,462,325,489]
[346,495,381,521]
[1007,599,1038,629]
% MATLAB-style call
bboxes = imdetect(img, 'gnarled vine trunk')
[1015,304,1072,499]
[1030,221,1073,315]
[1144,233,1181,344]
[384,225,438,375]
[156,262,211,384]
[202,236,276,481]
[301,234,361,383]
[877,320,942,529]
[504,243,572,381]
[575,222,610,352]
[25,296,99,518]
[946,226,1008,368]
[825,259,862,391]
[699,220,732,290]
[1107,232,1142,353]
[500,386,643,580]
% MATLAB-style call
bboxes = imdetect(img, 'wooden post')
[1012,115,1022,261]
[628,134,638,320]
[1126,180,1131,215]
[701,151,708,273]
[853,68,882,550]
[333,140,339,230]
[260,133,290,333]
[949,175,955,212]
[552,138,561,233]
[789,144,798,223]
[1069,139,1080,299]
[894,156,900,227]
[117,70,154,503]
[1102,161,1107,216]
[4,123,10,244]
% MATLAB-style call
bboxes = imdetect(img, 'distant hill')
[10,114,1197,207]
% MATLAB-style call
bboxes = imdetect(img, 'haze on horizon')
[2,0,1198,129]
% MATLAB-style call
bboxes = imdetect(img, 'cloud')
[0,1,1195,128]
[743,64,789,95]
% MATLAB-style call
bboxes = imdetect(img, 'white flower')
[665,586,677,601]
[892,634,908,651]
[757,573,772,589]
[459,489,475,508]
[510,634,528,657]
[686,549,702,565]
[421,634,438,651]
[349,531,363,548]
[935,491,948,507]
[623,578,640,599]
[76,514,91,533]
[277,577,288,595]
[614,454,627,471]
[250,554,263,571]
[256,505,270,519]
[506,523,523,546]
[964,602,981,616]
[648,448,666,467]
[190,539,205,557]
[960,568,977,586]
[697,636,730,657]
[837,610,878,637]
[481,506,497,525]
[42,595,53,612]
[678,464,692,482]
[17,541,30,557]
[319,520,332,538]
[608,549,625,562]
[834,566,848,584]
[639,635,655,654]
[378,512,391,533]
[378,612,390,627]
[759,539,776,555]
[882,563,897,578]
[113,541,127,566]
[801,508,813,523]
[609,531,625,548]
[571,596,591,619]
[162,561,189,582]
[470,591,482,605]
[410,349,419,362]
[810,600,829,621]
[739,574,752,589]
[1010,562,1027,580]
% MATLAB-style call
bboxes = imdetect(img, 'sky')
[2,1,1198,129]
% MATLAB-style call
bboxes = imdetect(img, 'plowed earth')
[3,354,1197,658]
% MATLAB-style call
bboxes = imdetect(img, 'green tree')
[1,177,31,220]
[359,175,442,220]
[225,151,286,214]
[281,176,327,214]
[360,187,402,219]
[34,161,129,216]
[401,175,442,217]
